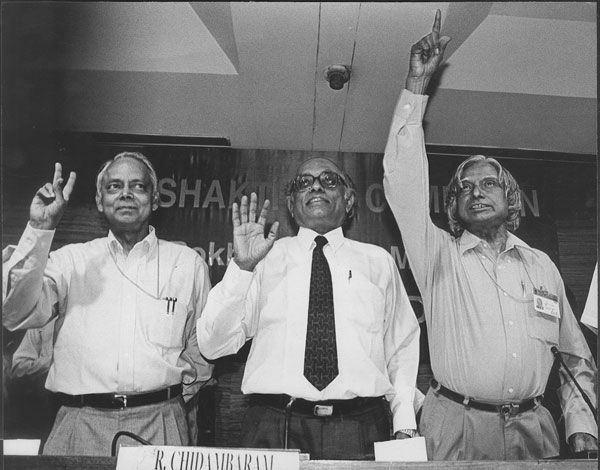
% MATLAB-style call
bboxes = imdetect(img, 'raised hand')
[406,9,451,94]
[232,192,279,272]
[29,163,77,230]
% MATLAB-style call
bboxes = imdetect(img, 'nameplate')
[116,445,301,470]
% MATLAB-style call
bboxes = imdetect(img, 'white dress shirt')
[383,89,597,439]
[3,223,213,400]
[198,226,420,432]
[11,318,55,379]
[580,263,597,333]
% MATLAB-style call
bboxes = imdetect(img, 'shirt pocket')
[525,307,560,346]
[341,269,385,334]
[139,295,188,350]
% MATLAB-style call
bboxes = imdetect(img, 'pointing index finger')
[432,9,442,35]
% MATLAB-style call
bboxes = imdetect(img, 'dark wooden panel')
[3,455,598,470]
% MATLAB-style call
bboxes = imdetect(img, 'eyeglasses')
[458,177,502,196]
[291,171,347,192]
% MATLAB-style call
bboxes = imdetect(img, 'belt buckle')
[114,394,128,409]
[313,405,333,417]
[500,403,519,417]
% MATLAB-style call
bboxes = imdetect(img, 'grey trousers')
[419,388,560,460]
[241,399,391,460]
[43,396,190,456]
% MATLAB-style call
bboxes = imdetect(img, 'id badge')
[533,288,560,318]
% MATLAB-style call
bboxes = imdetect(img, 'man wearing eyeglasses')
[198,157,421,460]
[382,10,597,460]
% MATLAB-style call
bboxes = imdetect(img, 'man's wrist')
[232,257,256,272]
[395,429,418,438]
[29,220,56,231]
[405,76,430,95]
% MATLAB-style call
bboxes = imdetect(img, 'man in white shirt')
[198,157,420,460]
[580,263,597,335]
[383,10,597,460]
[3,152,213,455]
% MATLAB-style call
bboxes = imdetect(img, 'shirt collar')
[459,229,538,257]
[108,225,157,256]
[297,226,345,252]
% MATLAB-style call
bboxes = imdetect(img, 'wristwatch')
[395,429,418,438]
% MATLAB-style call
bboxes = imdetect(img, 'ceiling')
[2,2,597,155]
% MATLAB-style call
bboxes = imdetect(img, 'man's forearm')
[3,225,58,330]
[405,76,430,95]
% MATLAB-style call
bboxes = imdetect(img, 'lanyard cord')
[475,246,536,304]
[108,240,161,300]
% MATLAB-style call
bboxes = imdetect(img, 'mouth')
[116,206,137,211]
[306,196,329,207]
[469,203,490,211]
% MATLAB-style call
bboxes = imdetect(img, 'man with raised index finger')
[3,153,214,455]
[382,10,597,460]
[198,157,421,460]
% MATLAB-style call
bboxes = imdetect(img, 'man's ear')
[95,193,103,213]
[152,192,159,211]
[286,195,294,218]
[345,191,355,213]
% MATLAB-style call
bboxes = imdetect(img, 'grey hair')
[95,151,158,198]
[445,155,522,237]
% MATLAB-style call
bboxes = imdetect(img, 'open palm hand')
[232,193,279,271]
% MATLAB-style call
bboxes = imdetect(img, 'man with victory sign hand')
[3,154,213,455]
[199,157,421,460]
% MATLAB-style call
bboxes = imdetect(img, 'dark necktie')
[303,235,338,390]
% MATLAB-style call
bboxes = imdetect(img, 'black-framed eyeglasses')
[291,171,347,192]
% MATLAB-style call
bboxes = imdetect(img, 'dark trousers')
[241,399,391,460]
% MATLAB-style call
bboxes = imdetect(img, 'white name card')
[3,439,41,455]
[116,446,300,470]
[374,437,428,462]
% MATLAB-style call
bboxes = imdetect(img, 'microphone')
[551,346,597,422]
[111,430,151,456]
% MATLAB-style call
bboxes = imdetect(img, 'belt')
[249,394,384,417]
[431,379,542,417]
[56,384,182,409]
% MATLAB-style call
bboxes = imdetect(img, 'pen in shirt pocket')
[348,269,352,282]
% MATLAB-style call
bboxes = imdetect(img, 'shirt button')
[503,292,508,296]
[508,321,514,326]
[508,388,514,394]
[403,104,411,110]
[512,353,517,358]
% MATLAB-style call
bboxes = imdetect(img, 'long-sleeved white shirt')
[383,89,597,439]
[3,223,214,401]
[581,263,597,333]
[11,318,55,379]
[198,226,420,432]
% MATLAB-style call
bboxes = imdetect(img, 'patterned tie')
[303,235,338,390]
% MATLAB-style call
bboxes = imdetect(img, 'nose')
[471,184,483,198]
[120,184,133,198]
[309,178,324,191]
